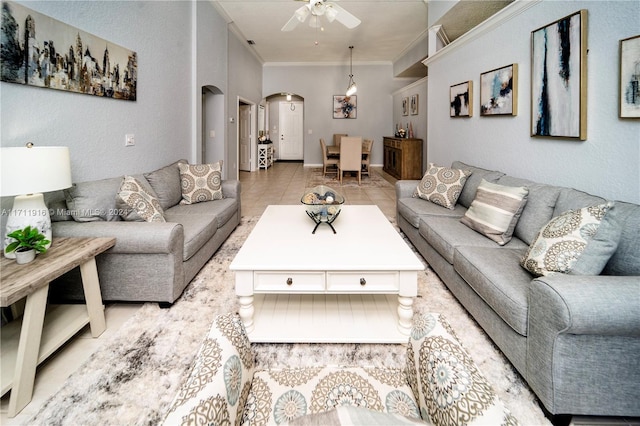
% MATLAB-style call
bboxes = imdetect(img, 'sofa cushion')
[64,177,123,222]
[453,247,531,336]
[165,197,237,230]
[164,211,218,261]
[249,365,420,425]
[144,159,187,210]
[116,176,166,222]
[554,187,606,216]
[163,313,254,426]
[397,197,467,229]
[407,313,517,426]
[414,163,471,210]
[178,161,224,205]
[603,201,640,276]
[460,179,529,245]
[521,202,617,277]
[495,176,561,245]
[418,216,527,264]
[451,161,505,208]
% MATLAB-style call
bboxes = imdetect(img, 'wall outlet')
[125,134,135,146]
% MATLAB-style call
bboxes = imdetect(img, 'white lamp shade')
[1,146,72,196]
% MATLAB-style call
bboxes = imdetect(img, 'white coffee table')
[230,205,424,343]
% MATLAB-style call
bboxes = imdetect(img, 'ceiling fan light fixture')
[295,6,309,23]
[345,46,357,96]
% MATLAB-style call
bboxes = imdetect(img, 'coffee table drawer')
[254,272,325,292]
[326,272,399,292]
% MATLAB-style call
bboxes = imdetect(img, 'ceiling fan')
[281,0,361,31]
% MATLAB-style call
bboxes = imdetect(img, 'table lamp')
[1,144,72,258]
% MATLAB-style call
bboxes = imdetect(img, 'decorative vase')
[15,248,36,265]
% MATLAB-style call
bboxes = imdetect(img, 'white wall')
[263,63,414,166]
[426,0,640,203]
[1,1,193,182]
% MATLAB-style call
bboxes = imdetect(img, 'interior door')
[239,104,251,171]
[278,101,304,160]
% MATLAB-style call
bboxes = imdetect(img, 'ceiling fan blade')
[281,5,309,31]
[328,3,361,29]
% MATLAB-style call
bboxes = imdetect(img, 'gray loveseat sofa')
[47,160,241,305]
[396,161,640,419]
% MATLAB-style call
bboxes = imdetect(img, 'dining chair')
[362,139,373,177]
[339,136,363,185]
[333,133,347,148]
[320,138,339,177]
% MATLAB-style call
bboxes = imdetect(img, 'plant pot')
[15,248,36,265]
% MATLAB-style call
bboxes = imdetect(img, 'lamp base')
[3,193,52,259]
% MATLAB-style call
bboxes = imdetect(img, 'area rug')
[29,216,550,425]
[305,166,395,189]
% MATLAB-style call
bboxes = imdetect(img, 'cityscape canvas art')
[531,10,587,140]
[0,1,137,101]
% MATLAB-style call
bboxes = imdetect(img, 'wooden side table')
[0,237,115,417]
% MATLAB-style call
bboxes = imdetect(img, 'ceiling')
[212,0,512,71]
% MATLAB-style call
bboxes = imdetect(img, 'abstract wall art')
[333,95,356,119]
[0,1,137,101]
[450,81,473,117]
[402,97,409,116]
[619,34,640,118]
[531,10,587,140]
[410,94,419,115]
[480,64,518,116]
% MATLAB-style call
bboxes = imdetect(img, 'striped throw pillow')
[460,179,528,245]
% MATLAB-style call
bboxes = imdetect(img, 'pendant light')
[345,46,357,96]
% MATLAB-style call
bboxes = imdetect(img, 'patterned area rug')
[305,167,395,189]
[29,216,550,425]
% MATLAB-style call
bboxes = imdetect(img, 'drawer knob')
[360,278,366,286]
[286,278,293,285]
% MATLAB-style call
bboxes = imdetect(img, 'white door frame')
[237,96,257,173]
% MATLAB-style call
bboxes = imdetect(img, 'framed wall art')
[619,34,640,118]
[0,1,137,101]
[410,94,419,115]
[480,64,518,116]
[531,10,587,140]
[450,81,473,117]
[402,97,409,116]
[333,95,357,119]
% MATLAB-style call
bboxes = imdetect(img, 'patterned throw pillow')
[406,313,517,426]
[413,163,471,210]
[460,179,529,245]
[116,176,165,222]
[520,202,617,276]
[178,161,223,205]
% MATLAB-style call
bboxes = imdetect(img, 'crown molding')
[392,76,428,96]
[423,0,542,67]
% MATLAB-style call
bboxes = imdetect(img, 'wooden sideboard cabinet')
[383,137,423,180]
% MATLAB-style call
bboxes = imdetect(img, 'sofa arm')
[222,180,241,200]
[163,313,254,425]
[529,275,640,336]
[52,221,184,255]
[395,180,419,200]
[406,313,516,424]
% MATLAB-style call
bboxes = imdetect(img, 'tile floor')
[0,163,398,424]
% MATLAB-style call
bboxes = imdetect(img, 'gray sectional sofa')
[396,161,640,418]
[46,160,241,305]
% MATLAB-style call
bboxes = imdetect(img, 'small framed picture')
[620,34,640,118]
[410,94,419,115]
[402,97,409,116]
[480,64,518,116]
[333,95,357,119]
[450,81,473,117]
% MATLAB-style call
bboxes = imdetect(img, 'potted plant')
[5,226,50,264]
